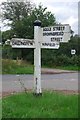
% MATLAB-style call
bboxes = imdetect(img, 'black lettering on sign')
[42,43,55,46]
[53,26,65,31]
[43,32,64,36]
[51,37,63,42]
[12,40,34,46]
[43,27,51,31]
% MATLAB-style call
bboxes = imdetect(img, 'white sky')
[0,0,79,34]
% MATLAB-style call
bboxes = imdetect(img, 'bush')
[70,55,79,66]
[42,52,79,67]
[55,54,70,66]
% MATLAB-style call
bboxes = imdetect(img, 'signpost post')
[10,20,71,95]
[34,20,42,95]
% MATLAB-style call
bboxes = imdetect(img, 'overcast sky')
[0,0,79,34]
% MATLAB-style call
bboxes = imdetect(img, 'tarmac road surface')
[2,72,79,93]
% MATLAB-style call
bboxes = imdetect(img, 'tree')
[2,30,14,44]
[1,2,56,39]
[31,4,56,27]
[1,1,34,23]
[2,2,56,61]
[1,1,34,38]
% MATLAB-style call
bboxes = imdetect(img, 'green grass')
[53,65,79,71]
[2,91,78,118]
[43,65,79,71]
[2,59,34,74]
[0,99,2,119]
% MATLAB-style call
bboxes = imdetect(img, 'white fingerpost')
[34,20,42,96]
[10,20,71,96]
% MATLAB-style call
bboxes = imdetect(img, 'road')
[1,72,79,94]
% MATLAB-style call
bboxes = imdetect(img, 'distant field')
[2,91,78,118]
[2,59,78,74]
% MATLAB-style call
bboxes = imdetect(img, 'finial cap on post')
[34,20,41,26]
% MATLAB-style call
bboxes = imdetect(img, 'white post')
[34,20,42,96]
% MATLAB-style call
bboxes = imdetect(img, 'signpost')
[10,20,71,95]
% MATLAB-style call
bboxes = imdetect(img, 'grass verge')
[2,91,78,118]
[2,59,34,74]
[43,64,79,71]
[53,65,79,71]
[0,99,2,120]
